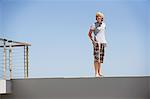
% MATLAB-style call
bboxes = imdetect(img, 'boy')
[88,12,107,77]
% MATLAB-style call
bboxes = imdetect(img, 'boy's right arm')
[88,29,93,40]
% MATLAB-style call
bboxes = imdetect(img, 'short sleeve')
[101,23,106,29]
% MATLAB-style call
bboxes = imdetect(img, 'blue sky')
[0,0,149,78]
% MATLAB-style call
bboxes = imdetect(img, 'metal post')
[9,41,13,79]
[3,39,7,80]
[24,46,26,78]
[24,46,29,79]
[26,46,29,78]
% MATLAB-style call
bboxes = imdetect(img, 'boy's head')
[96,12,104,23]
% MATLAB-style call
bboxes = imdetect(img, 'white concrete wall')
[0,80,12,94]
[0,80,6,94]
[1,77,149,99]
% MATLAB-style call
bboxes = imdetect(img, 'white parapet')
[0,80,11,94]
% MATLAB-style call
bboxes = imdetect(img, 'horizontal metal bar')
[0,38,31,46]
[0,44,30,47]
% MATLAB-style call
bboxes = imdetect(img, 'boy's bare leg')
[98,62,101,76]
[94,61,99,76]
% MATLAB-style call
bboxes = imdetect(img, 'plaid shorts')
[92,40,105,63]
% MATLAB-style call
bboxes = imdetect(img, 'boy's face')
[96,16,103,23]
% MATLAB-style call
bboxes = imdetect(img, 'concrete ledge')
[1,76,149,99]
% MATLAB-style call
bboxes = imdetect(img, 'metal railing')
[0,38,31,80]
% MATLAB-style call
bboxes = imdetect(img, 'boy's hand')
[90,37,93,41]
[92,40,98,47]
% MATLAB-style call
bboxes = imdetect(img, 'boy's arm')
[88,29,93,40]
